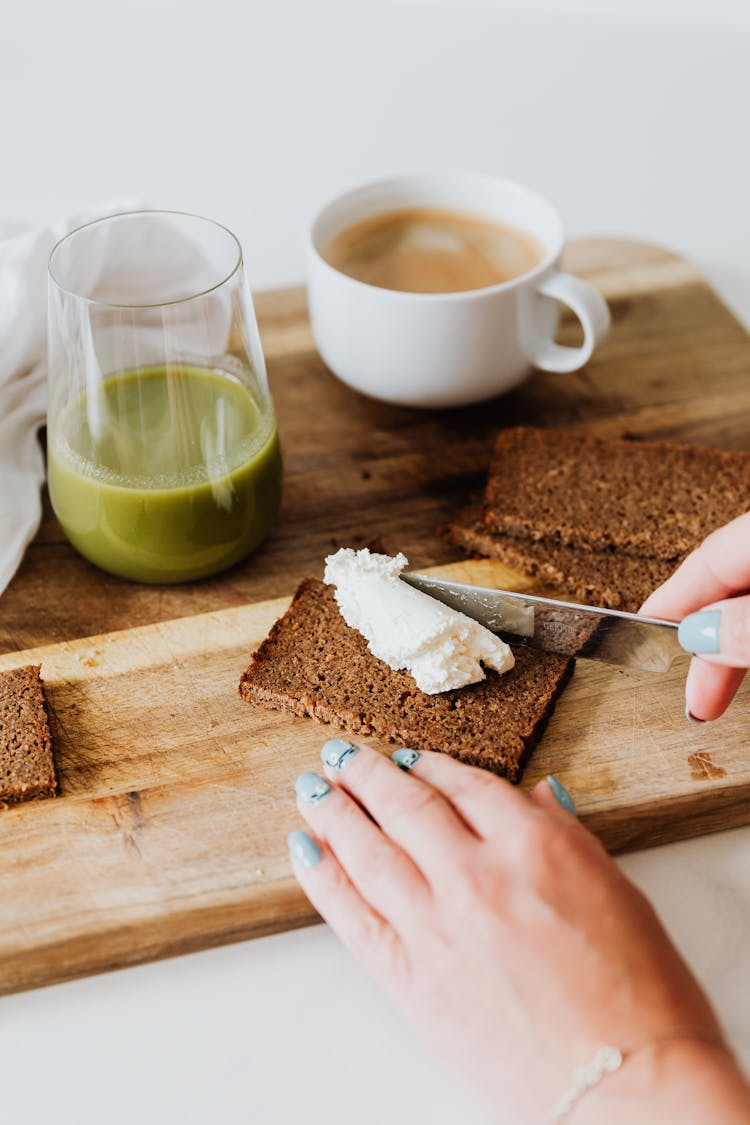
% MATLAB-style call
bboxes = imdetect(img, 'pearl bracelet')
[548,1027,730,1123]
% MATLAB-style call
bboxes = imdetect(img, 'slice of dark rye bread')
[483,427,750,560]
[442,503,679,612]
[239,578,574,783]
[0,665,57,807]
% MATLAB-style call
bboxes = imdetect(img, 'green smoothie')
[48,364,282,583]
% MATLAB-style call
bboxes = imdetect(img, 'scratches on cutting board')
[688,752,727,782]
[109,789,146,860]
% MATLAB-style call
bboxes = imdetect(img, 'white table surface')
[3,1,750,1121]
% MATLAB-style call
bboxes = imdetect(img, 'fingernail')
[295,771,331,805]
[287,829,322,869]
[546,775,576,815]
[392,747,420,771]
[678,610,721,655]
[686,703,707,725]
[321,737,359,770]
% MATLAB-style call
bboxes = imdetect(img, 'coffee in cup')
[321,206,545,294]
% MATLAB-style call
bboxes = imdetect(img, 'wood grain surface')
[2,238,750,995]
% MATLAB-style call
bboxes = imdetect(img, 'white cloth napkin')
[0,200,143,596]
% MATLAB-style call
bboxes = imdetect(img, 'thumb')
[678,595,750,668]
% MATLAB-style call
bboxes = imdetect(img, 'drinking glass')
[47,211,282,583]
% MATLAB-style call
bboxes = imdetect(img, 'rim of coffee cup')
[308,172,565,301]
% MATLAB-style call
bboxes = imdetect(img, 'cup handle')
[530,270,611,374]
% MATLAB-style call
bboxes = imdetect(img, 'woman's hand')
[641,512,750,721]
[287,740,750,1123]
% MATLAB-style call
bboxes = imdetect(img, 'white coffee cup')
[307,172,610,409]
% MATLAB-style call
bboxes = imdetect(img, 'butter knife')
[401,573,687,674]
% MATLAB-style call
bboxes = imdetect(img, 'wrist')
[567,1035,750,1125]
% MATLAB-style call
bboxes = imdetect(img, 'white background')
[3,1,750,1122]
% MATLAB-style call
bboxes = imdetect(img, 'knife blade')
[400,573,687,673]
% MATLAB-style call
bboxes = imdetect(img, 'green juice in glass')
[48,364,282,583]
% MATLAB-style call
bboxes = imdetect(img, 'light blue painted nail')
[547,775,576,815]
[287,829,322,869]
[392,747,420,771]
[321,737,359,769]
[678,610,721,655]
[685,703,707,725]
[295,771,331,805]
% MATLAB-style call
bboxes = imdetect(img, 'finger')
[391,745,531,840]
[320,738,476,876]
[685,658,746,721]
[287,829,403,980]
[294,769,428,927]
[641,512,750,620]
[530,781,629,877]
[530,777,602,845]
[530,775,577,821]
[678,595,750,669]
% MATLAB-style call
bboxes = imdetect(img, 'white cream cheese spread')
[323,547,515,694]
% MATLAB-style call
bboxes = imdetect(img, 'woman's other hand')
[287,741,749,1122]
[641,511,750,720]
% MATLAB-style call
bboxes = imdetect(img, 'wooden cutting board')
[3,558,750,997]
[2,238,750,996]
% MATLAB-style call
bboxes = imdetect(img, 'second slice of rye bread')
[239,578,574,783]
[443,503,678,612]
[483,427,750,560]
